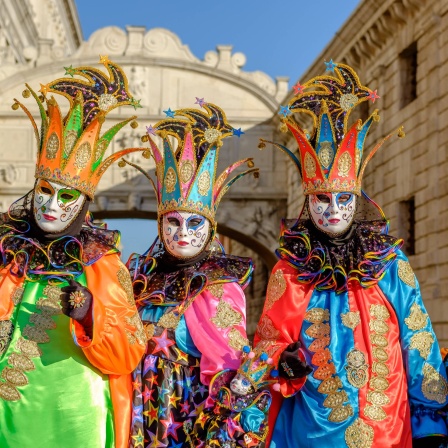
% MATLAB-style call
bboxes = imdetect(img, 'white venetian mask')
[161,211,211,258]
[309,192,357,236]
[230,373,253,396]
[33,179,87,233]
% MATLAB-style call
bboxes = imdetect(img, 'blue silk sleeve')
[378,250,448,439]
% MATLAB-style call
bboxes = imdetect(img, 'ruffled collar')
[276,219,403,292]
[129,250,253,305]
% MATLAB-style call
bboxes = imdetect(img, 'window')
[399,42,418,108]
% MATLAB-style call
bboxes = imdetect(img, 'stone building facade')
[280,0,448,345]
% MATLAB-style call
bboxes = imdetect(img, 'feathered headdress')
[12,55,147,199]
[260,60,404,195]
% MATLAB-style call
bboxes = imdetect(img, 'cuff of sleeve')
[71,319,93,348]
[411,406,448,438]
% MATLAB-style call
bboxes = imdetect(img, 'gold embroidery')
[365,303,390,421]
[0,320,13,356]
[74,142,91,170]
[125,312,146,346]
[304,152,316,178]
[409,331,434,360]
[12,287,24,305]
[94,139,108,162]
[305,308,351,423]
[345,418,374,448]
[318,141,334,169]
[98,93,118,111]
[204,128,221,144]
[345,349,369,389]
[117,267,135,305]
[341,311,360,330]
[405,303,428,331]
[210,299,242,329]
[197,170,211,196]
[164,167,177,194]
[228,328,249,351]
[265,269,286,311]
[64,129,78,157]
[340,93,359,112]
[422,363,448,404]
[180,160,194,183]
[0,285,61,402]
[397,260,416,288]
[337,152,352,178]
[158,310,180,329]
[144,323,155,340]
[256,315,280,340]
[207,283,224,299]
[46,132,59,159]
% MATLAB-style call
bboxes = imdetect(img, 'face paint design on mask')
[161,211,211,258]
[33,179,87,233]
[309,192,356,235]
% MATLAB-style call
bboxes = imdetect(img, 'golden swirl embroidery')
[0,286,61,402]
[256,315,280,340]
[12,287,24,305]
[304,152,316,178]
[265,269,286,311]
[341,311,360,330]
[64,129,78,157]
[207,283,224,299]
[164,167,177,194]
[318,141,334,169]
[228,328,249,351]
[345,349,369,389]
[365,304,390,421]
[94,139,108,162]
[397,260,416,288]
[340,93,359,112]
[305,308,352,423]
[345,418,374,448]
[210,299,242,329]
[46,132,59,159]
[337,151,352,178]
[125,312,146,346]
[405,303,428,331]
[409,331,434,360]
[197,170,211,197]
[204,128,221,144]
[74,142,91,170]
[180,160,194,183]
[0,320,14,356]
[117,267,135,305]
[421,363,448,404]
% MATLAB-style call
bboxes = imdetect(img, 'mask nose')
[46,194,59,213]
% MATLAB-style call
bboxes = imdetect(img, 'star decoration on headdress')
[146,125,157,136]
[39,83,50,95]
[195,97,206,107]
[63,65,76,77]
[325,59,337,72]
[163,108,175,118]
[368,89,380,103]
[232,128,244,137]
[130,97,142,110]
[99,54,110,65]
[293,82,305,94]
[279,105,292,117]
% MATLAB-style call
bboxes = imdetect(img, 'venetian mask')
[230,373,254,396]
[33,179,87,233]
[161,211,211,258]
[308,192,356,236]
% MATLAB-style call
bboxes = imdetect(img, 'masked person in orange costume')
[254,61,447,448]
[0,58,147,448]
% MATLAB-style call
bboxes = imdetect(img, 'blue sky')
[75,0,361,260]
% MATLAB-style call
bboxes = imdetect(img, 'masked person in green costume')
[0,57,147,448]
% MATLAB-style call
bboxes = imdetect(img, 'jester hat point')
[12,56,147,200]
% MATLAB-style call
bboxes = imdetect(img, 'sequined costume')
[0,58,147,448]
[128,100,269,447]
[254,62,448,447]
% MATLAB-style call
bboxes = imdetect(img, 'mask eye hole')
[60,193,74,201]
[316,194,331,203]
[338,194,352,204]
[188,218,202,228]
[167,218,180,226]
[241,378,250,387]
[40,187,53,195]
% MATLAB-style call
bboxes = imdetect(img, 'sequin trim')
[125,312,146,346]
[364,304,390,421]
[117,266,136,305]
[0,320,14,356]
[305,307,353,423]
[207,283,224,299]
[228,328,249,351]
